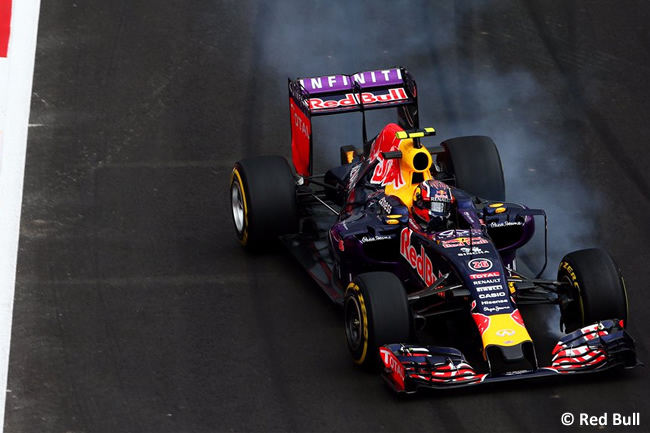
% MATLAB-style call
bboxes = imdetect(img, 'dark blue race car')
[230,67,639,393]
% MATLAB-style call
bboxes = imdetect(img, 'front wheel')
[344,272,412,370]
[557,248,629,332]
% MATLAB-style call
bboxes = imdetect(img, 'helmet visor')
[430,201,448,215]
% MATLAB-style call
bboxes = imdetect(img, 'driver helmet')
[412,180,453,230]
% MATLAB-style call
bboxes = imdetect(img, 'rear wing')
[289,66,419,177]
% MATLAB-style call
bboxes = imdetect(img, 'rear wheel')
[557,248,628,332]
[439,135,505,201]
[230,156,298,250]
[344,272,412,370]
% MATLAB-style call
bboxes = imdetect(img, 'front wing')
[379,319,640,394]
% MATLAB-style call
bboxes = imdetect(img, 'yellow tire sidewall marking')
[560,261,585,325]
[231,167,249,246]
[347,283,369,365]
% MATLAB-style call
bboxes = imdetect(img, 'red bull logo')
[435,188,449,200]
[308,88,407,110]
[473,313,491,335]
[369,124,406,189]
[400,228,437,286]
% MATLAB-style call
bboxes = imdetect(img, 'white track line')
[0,0,41,431]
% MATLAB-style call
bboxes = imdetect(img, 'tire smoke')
[256,0,600,275]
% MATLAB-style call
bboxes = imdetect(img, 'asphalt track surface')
[5,1,650,432]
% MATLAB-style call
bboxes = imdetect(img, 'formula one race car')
[229,67,640,393]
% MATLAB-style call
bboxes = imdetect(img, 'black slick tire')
[557,248,629,332]
[230,155,298,250]
[344,272,412,370]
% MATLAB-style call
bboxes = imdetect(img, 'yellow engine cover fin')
[395,127,436,140]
